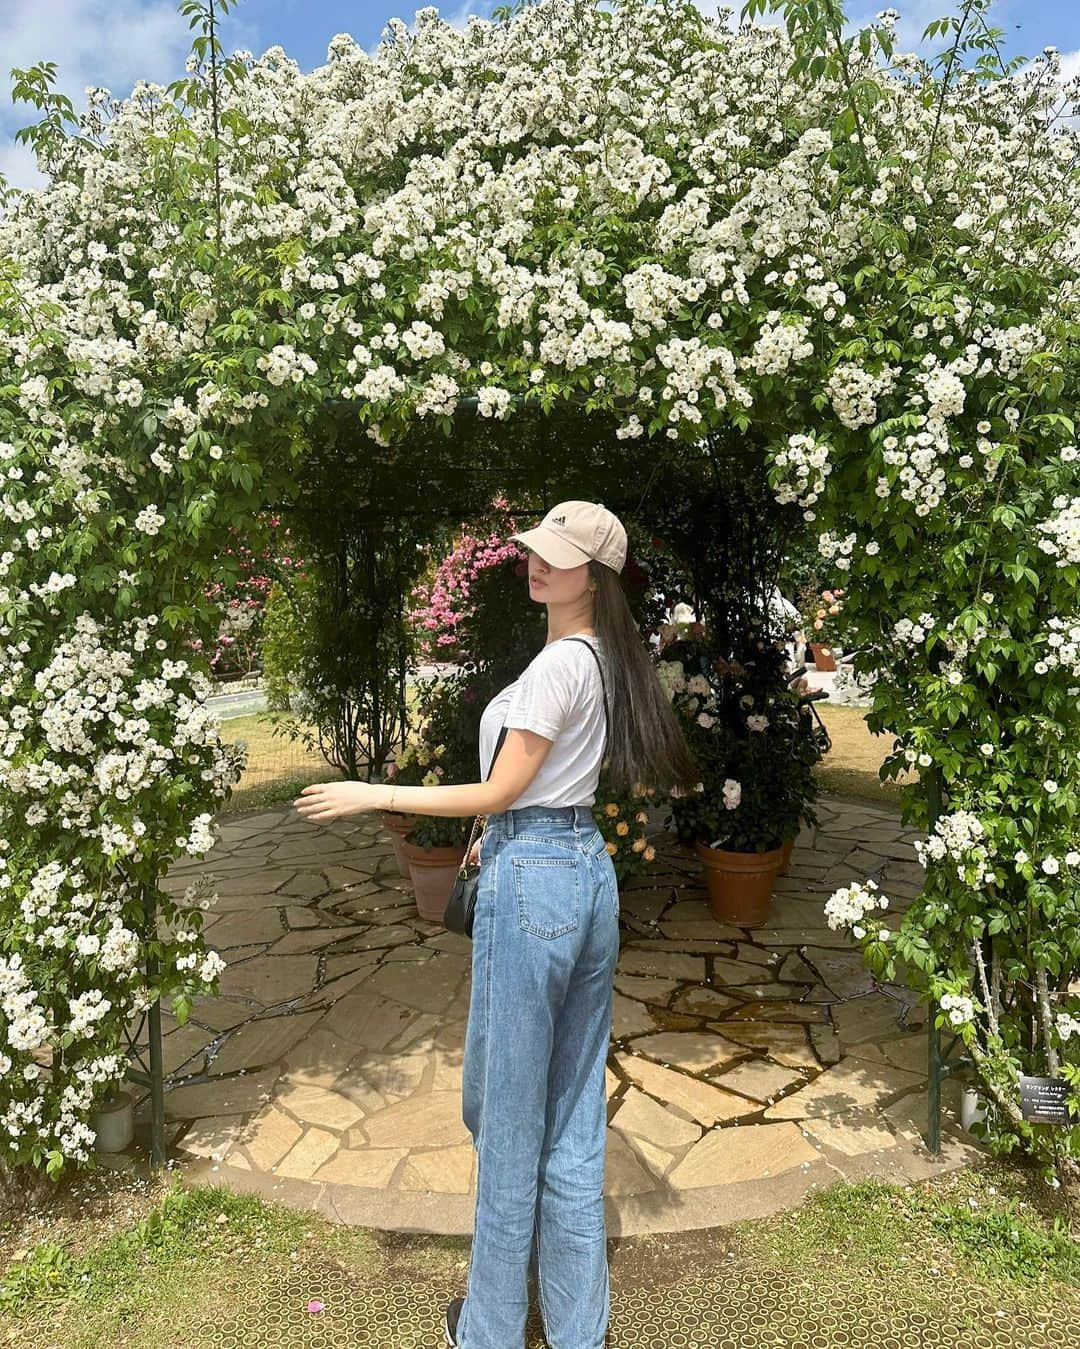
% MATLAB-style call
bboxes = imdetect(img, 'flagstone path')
[135,796,987,1235]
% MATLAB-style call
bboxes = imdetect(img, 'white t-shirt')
[478,634,610,808]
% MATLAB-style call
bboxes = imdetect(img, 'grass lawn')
[216,682,430,817]
[214,709,349,818]
[812,700,918,804]
[0,1155,1075,1347]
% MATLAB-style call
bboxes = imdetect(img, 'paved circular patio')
[137,796,986,1234]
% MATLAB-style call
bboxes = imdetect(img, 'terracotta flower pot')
[694,839,785,928]
[400,836,466,922]
[777,837,795,875]
[808,642,836,671]
[380,809,418,880]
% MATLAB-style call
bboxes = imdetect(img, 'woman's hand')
[465,834,483,867]
[293,780,382,823]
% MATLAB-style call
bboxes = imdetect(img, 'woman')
[295,499,697,1349]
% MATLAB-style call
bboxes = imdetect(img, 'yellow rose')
[422,771,440,786]
[635,811,648,823]
[616,821,629,835]
[604,803,619,817]
[643,845,656,861]
[632,837,646,853]
[605,841,618,855]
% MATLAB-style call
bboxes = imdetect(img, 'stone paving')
[138,796,987,1234]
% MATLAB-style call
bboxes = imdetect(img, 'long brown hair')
[589,559,699,797]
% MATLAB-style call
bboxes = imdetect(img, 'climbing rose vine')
[406,496,525,661]
[0,0,1078,1175]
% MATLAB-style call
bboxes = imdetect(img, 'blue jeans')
[458,803,620,1349]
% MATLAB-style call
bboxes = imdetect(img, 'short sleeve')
[503,645,583,743]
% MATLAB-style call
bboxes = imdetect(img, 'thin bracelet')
[389,785,397,812]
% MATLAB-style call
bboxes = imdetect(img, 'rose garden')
[0,0,1078,1343]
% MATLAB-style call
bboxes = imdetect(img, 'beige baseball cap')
[511,500,627,572]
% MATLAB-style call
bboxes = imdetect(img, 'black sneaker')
[444,1295,465,1346]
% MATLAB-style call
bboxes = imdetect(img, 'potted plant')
[379,733,438,881]
[392,672,478,921]
[659,639,822,926]
[800,587,846,670]
[378,674,452,879]
[401,811,474,921]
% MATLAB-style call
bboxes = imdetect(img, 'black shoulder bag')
[443,637,610,939]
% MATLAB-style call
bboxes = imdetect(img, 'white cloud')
[0,139,41,193]
[1008,44,1080,126]
[1062,49,1080,81]
[445,0,483,28]
[0,0,255,191]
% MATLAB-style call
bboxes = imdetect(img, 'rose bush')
[406,495,530,665]
[0,0,1077,1176]
[660,634,824,852]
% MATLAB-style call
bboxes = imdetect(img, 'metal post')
[146,991,167,1169]
[925,766,943,1155]
[927,986,942,1155]
[139,886,168,1168]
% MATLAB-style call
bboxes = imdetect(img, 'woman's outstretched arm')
[293,727,556,823]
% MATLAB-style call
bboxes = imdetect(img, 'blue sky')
[2,0,1078,189]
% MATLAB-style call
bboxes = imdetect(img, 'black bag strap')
[487,723,508,778]
[563,636,610,754]
[463,723,507,872]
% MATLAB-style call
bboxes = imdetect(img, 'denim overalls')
[458,802,620,1349]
